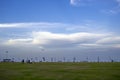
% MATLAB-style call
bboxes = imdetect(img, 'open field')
[0,62,120,80]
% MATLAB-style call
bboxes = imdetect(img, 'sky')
[0,0,120,62]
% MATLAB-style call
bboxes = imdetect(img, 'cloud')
[31,31,109,48]
[7,38,33,45]
[65,21,108,33]
[5,31,120,49]
[1,21,120,49]
[0,21,107,34]
[96,37,120,44]
[95,36,120,48]
[70,0,81,6]
[0,22,67,28]
[1,30,120,60]
[101,0,120,15]
[70,0,94,6]
[79,43,102,48]
[104,7,120,15]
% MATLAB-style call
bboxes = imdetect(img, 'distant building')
[3,59,12,62]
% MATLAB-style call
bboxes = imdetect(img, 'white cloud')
[0,23,20,28]
[0,21,107,34]
[94,36,120,48]
[96,37,120,44]
[70,0,94,6]
[106,7,120,15]
[7,38,33,45]
[0,22,67,28]
[5,31,118,49]
[4,31,120,49]
[79,43,102,47]
[102,0,120,15]
[65,21,108,33]
[1,21,120,49]
[70,0,81,6]
[32,31,108,44]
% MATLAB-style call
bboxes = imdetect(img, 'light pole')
[97,56,99,63]
[5,51,8,59]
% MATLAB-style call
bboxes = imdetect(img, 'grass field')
[0,62,120,80]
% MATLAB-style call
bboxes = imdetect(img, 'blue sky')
[0,0,120,62]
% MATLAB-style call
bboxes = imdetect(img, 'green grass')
[0,62,120,80]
